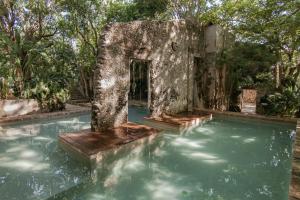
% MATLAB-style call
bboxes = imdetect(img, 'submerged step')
[144,112,212,131]
[59,122,159,164]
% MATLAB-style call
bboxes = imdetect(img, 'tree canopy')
[0,0,299,115]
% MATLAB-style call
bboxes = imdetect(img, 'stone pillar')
[91,25,129,131]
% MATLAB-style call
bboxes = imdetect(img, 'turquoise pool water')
[0,108,295,200]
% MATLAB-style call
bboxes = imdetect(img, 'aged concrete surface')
[194,108,299,124]
[92,20,205,131]
[0,99,39,117]
[92,20,230,131]
[241,89,257,114]
[0,104,90,125]
[289,121,300,200]
[59,123,159,163]
[144,112,212,131]
[193,25,232,111]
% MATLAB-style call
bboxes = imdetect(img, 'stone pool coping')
[290,121,300,200]
[194,108,299,124]
[144,112,212,131]
[0,104,90,125]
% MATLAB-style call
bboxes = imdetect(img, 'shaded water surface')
[0,109,295,200]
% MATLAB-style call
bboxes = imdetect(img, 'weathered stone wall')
[92,20,203,131]
[0,99,39,117]
[193,25,232,111]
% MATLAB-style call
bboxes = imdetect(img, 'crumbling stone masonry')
[91,20,231,131]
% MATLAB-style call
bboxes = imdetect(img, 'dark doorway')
[193,57,205,108]
[129,59,150,107]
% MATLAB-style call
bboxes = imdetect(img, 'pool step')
[143,112,212,132]
[59,122,159,164]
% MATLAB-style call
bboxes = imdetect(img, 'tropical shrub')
[26,82,70,112]
[261,77,300,117]
[219,42,278,111]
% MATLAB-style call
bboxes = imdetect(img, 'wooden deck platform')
[144,112,212,131]
[59,122,159,164]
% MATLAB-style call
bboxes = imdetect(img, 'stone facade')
[193,25,232,111]
[92,20,229,131]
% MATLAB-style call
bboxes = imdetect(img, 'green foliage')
[262,89,300,117]
[0,0,298,117]
[259,76,300,116]
[106,0,169,23]
[57,0,107,100]
[26,82,70,112]
[255,72,274,89]
[220,42,277,79]
[134,0,169,19]
[0,0,77,103]
[181,0,300,116]
[219,42,278,108]
[105,2,139,22]
[217,0,300,82]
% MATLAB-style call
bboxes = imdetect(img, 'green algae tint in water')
[0,115,92,200]
[0,110,295,200]
[65,117,294,200]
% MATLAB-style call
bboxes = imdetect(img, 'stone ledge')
[0,99,39,117]
[143,112,212,132]
[289,120,300,200]
[290,173,300,200]
[195,108,298,124]
[0,104,90,125]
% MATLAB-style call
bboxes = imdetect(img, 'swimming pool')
[0,108,295,200]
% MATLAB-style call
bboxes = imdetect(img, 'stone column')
[91,25,129,131]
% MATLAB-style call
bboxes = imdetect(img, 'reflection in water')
[0,115,92,200]
[0,109,295,200]
[57,117,294,200]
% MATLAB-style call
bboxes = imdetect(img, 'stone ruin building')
[91,20,232,131]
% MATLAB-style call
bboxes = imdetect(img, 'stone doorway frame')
[191,54,204,110]
[128,58,152,109]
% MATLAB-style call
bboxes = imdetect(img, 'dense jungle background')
[0,0,299,116]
